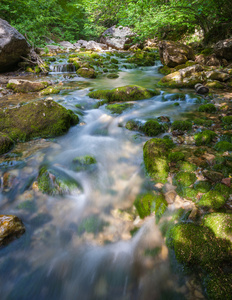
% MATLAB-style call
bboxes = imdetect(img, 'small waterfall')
[50,63,76,73]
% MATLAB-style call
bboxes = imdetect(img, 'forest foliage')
[0,0,231,46]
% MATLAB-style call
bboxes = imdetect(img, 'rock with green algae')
[0,100,79,146]
[77,67,96,78]
[0,215,25,247]
[214,141,232,152]
[143,138,175,183]
[193,118,213,127]
[168,151,185,162]
[151,194,168,223]
[222,116,232,125]
[141,120,164,137]
[106,103,133,114]
[125,119,140,131]
[212,183,232,200]
[40,86,60,96]
[197,190,227,209]
[171,120,192,131]
[77,215,108,235]
[106,73,119,79]
[173,171,197,187]
[206,80,224,89]
[194,130,217,146]
[176,186,198,202]
[198,103,216,113]
[88,85,158,103]
[175,161,197,172]
[0,133,14,155]
[7,79,49,93]
[127,51,156,66]
[37,165,82,195]
[166,222,231,268]
[203,170,224,183]
[204,273,232,300]
[72,155,97,171]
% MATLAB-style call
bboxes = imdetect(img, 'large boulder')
[214,38,232,60]
[74,40,108,51]
[7,79,49,93]
[159,41,195,67]
[100,26,135,50]
[0,18,30,72]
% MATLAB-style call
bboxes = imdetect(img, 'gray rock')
[0,18,30,72]
[214,38,232,60]
[59,41,74,49]
[100,26,135,50]
[195,83,209,94]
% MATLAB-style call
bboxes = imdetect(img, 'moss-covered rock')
[176,186,198,201]
[173,171,197,187]
[193,118,213,127]
[198,104,216,113]
[0,133,14,155]
[106,73,119,79]
[151,194,168,223]
[213,183,232,200]
[206,80,224,89]
[171,120,192,131]
[134,192,156,219]
[203,170,224,183]
[0,100,79,145]
[204,273,232,300]
[7,79,48,93]
[141,120,164,137]
[143,138,175,183]
[127,51,156,66]
[198,190,227,209]
[214,141,232,152]
[176,161,197,172]
[88,85,158,103]
[167,223,230,268]
[168,151,185,162]
[77,67,96,78]
[194,130,217,146]
[106,103,133,114]
[194,181,212,193]
[125,120,140,131]
[222,116,232,125]
[77,215,108,235]
[38,165,82,195]
[72,155,97,171]
[40,86,60,96]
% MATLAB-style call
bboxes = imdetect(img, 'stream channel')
[0,52,203,300]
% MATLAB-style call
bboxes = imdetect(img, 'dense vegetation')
[1,0,231,46]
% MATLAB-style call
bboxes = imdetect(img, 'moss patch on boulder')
[40,86,60,96]
[72,155,97,171]
[198,104,216,113]
[88,85,158,103]
[77,67,96,78]
[173,171,197,187]
[0,100,79,146]
[171,120,192,131]
[106,103,133,114]
[198,190,227,209]
[194,130,217,146]
[214,141,232,152]
[143,138,175,183]
[141,120,164,137]
[7,79,48,93]
[0,133,14,155]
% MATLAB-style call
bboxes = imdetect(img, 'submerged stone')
[106,103,133,114]
[0,215,25,247]
[141,120,164,137]
[72,155,97,171]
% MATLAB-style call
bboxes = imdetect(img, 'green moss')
[78,215,108,235]
[173,171,197,187]
[125,120,139,131]
[222,116,232,125]
[162,93,185,102]
[40,86,60,96]
[167,223,230,267]
[134,192,156,219]
[106,103,133,114]
[176,186,198,201]
[171,120,192,131]
[193,118,213,127]
[88,85,159,104]
[198,104,216,113]
[194,181,212,193]
[173,102,180,107]
[159,66,173,75]
[7,81,48,93]
[204,273,232,300]
[206,80,224,89]
[168,152,185,162]
[175,161,197,172]
[106,73,119,79]
[0,100,79,143]
[213,183,232,200]
[127,51,156,66]
[77,67,96,78]
[194,130,217,146]
[38,165,81,195]
[143,138,175,183]
[214,141,232,152]
[151,194,168,223]
[198,190,227,209]
[141,120,164,137]
[0,133,14,155]
[72,155,97,171]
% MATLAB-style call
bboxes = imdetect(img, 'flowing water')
[0,53,202,300]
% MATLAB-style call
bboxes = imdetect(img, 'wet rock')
[0,18,30,72]
[0,133,14,154]
[203,170,224,183]
[205,70,230,82]
[7,79,48,93]
[159,41,195,67]
[0,215,25,246]
[214,38,232,60]
[100,26,135,50]
[195,83,209,95]
[0,100,79,152]
[77,67,96,78]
